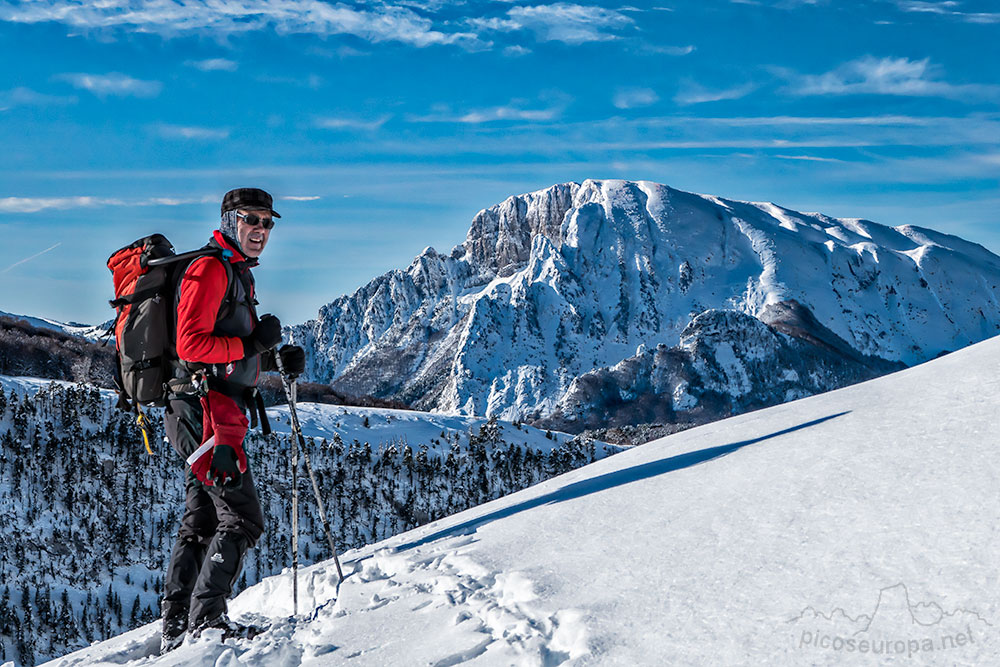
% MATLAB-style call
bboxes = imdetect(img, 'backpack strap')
[168,247,226,373]
[217,259,239,323]
[241,386,272,436]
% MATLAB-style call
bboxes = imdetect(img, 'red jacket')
[175,231,260,390]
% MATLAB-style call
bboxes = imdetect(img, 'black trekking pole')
[274,352,346,591]
[290,405,299,616]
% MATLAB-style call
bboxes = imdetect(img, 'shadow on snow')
[393,411,851,553]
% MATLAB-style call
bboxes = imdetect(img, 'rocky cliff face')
[289,179,1000,430]
[541,303,905,434]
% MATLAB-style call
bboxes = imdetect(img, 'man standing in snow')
[159,188,305,653]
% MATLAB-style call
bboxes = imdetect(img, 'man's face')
[236,209,272,258]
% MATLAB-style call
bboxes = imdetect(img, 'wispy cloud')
[154,124,230,140]
[643,44,695,56]
[459,106,559,123]
[56,72,162,98]
[0,195,213,214]
[692,114,941,126]
[773,154,845,162]
[185,58,238,72]
[0,0,484,48]
[0,196,125,213]
[892,1,1000,23]
[1,242,62,274]
[314,115,392,131]
[503,45,532,57]
[674,82,757,105]
[0,86,76,111]
[410,101,563,123]
[731,0,829,6]
[256,73,324,89]
[788,56,1000,100]
[471,3,634,44]
[613,87,659,109]
[282,195,322,201]
[895,0,960,14]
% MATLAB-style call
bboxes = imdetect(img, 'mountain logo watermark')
[788,583,992,658]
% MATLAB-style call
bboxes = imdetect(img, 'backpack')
[106,234,224,451]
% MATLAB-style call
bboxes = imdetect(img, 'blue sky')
[0,0,997,326]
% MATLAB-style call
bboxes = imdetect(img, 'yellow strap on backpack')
[136,404,154,455]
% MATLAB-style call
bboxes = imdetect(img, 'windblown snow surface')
[47,335,1000,665]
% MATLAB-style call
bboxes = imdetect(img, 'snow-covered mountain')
[0,311,109,341]
[289,179,1000,429]
[52,330,1000,665]
[0,375,616,665]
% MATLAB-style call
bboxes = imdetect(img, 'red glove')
[187,390,249,487]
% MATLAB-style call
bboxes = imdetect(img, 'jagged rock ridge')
[289,179,1000,429]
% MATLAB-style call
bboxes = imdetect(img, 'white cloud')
[155,124,230,140]
[894,0,959,14]
[694,114,942,126]
[472,3,634,44]
[643,44,695,56]
[773,154,844,163]
[892,1,1000,23]
[0,86,76,111]
[334,45,369,58]
[410,102,562,123]
[0,195,213,213]
[314,115,392,131]
[0,196,126,213]
[962,12,1000,23]
[459,106,558,122]
[57,72,162,98]
[503,44,532,57]
[256,73,324,89]
[186,58,238,72]
[790,56,1000,100]
[613,87,659,109]
[0,0,484,48]
[282,195,322,201]
[674,82,757,105]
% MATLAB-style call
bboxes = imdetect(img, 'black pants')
[162,396,265,629]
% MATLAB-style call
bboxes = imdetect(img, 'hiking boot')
[160,610,188,655]
[190,613,265,642]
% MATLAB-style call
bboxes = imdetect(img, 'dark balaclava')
[220,210,242,252]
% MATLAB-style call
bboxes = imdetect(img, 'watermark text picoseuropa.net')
[798,626,976,657]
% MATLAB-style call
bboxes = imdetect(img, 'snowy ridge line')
[290,179,1000,431]
[0,309,110,341]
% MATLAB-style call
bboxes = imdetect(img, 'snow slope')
[0,374,615,665]
[290,180,1000,425]
[49,334,1000,665]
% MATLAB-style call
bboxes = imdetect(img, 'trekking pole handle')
[273,345,287,376]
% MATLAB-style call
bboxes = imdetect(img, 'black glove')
[277,344,305,379]
[242,314,282,357]
[209,445,242,488]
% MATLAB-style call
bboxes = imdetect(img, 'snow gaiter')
[219,210,242,253]
[189,531,250,629]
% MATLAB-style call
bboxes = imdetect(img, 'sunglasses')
[236,211,275,230]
